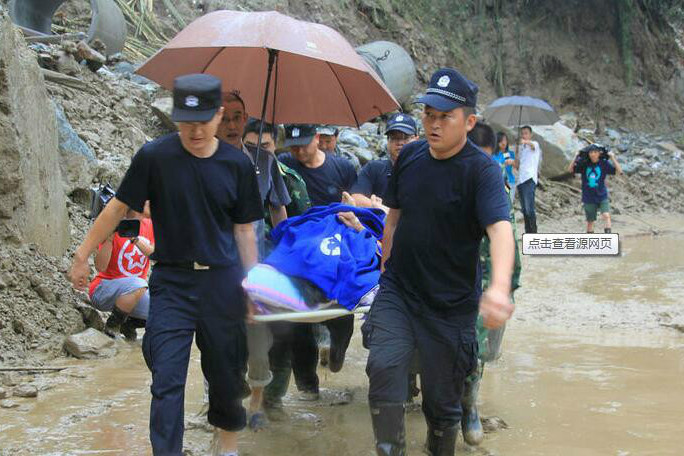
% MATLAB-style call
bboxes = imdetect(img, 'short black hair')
[243,118,278,142]
[468,121,496,151]
[223,89,246,112]
[521,125,533,133]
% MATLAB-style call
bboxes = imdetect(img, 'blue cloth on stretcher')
[265,204,385,310]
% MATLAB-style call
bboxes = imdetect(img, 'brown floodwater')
[1,235,683,455]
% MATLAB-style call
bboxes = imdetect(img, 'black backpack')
[88,183,116,219]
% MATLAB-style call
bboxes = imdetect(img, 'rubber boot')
[424,425,458,456]
[263,366,291,421]
[461,372,484,446]
[103,307,128,338]
[120,317,145,341]
[370,402,406,456]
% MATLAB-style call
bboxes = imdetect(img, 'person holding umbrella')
[363,68,515,455]
[514,125,542,233]
[70,74,263,456]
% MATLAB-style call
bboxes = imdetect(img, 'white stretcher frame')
[252,306,370,323]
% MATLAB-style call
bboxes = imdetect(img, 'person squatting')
[70,67,515,456]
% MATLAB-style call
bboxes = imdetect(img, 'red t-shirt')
[89,219,155,297]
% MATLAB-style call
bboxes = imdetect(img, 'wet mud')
[1,232,683,455]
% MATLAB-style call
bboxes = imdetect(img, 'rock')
[79,131,101,145]
[348,146,374,164]
[0,399,19,409]
[0,276,6,290]
[0,387,6,399]
[35,284,56,304]
[359,122,379,135]
[75,304,105,332]
[2,372,20,386]
[657,141,683,156]
[12,319,25,335]
[75,40,106,72]
[482,416,509,433]
[130,74,154,86]
[151,97,176,131]
[605,127,621,143]
[338,129,369,148]
[0,16,71,256]
[113,61,136,76]
[54,102,97,194]
[56,51,81,76]
[638,169,652,177]
[121,97,138,115]
[617,143,629,153]
[64,328,116,359]
[13,384,38,398]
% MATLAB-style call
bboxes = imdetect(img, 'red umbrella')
[136,10,399,127]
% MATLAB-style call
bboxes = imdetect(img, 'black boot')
[425,425,458,456]
[120,317,145,341]
[461,373,484,446]
[370,402,406,456]
[604,227,611,233]
[103,307,129,338]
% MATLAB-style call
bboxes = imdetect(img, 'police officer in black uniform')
[363,68,515,456]
[70,74,263,456]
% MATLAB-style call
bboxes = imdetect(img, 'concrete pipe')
[356,41,417,105]
[9,0,127,55]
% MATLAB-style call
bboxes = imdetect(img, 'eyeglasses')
[387,134,411,142]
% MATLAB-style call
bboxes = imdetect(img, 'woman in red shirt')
[89,203,154,340]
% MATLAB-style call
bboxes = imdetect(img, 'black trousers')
[142,265,247,456]
[363,274,478,430]
[267,322,320,393]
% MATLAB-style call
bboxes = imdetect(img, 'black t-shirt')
[280,153,357,206]
[351,158,393,200]
[384,139,510,311]
[116,133,263,267]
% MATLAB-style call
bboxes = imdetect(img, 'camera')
[89,183,116,219]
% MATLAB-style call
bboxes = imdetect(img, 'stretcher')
[244,264,374,323]
[253,305,370,323]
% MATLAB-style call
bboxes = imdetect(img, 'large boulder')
[54,102,97,194]
[64,328,116,359]
[0,15,69,256]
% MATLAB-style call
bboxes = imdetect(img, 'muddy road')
[1,221,683,455]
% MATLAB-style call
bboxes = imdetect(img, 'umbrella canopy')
[483,96,560,126]
[136,10,399,127]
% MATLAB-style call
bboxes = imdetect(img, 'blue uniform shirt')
[384,139,510,311]
[280,154,357,206]
[350,158,393,200]
[116,133,263,267]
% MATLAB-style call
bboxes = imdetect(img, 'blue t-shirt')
[574,159,616,204]
[492,148,515,186]
[350,158,392,200]
[115,133,263,267]
[384,139,511,312]
[280,153,357,206]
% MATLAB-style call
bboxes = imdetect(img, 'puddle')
[1,235,684,455]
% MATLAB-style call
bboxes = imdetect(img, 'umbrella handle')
[255,49,279,174]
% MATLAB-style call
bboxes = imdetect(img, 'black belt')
[156,261,213,271]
